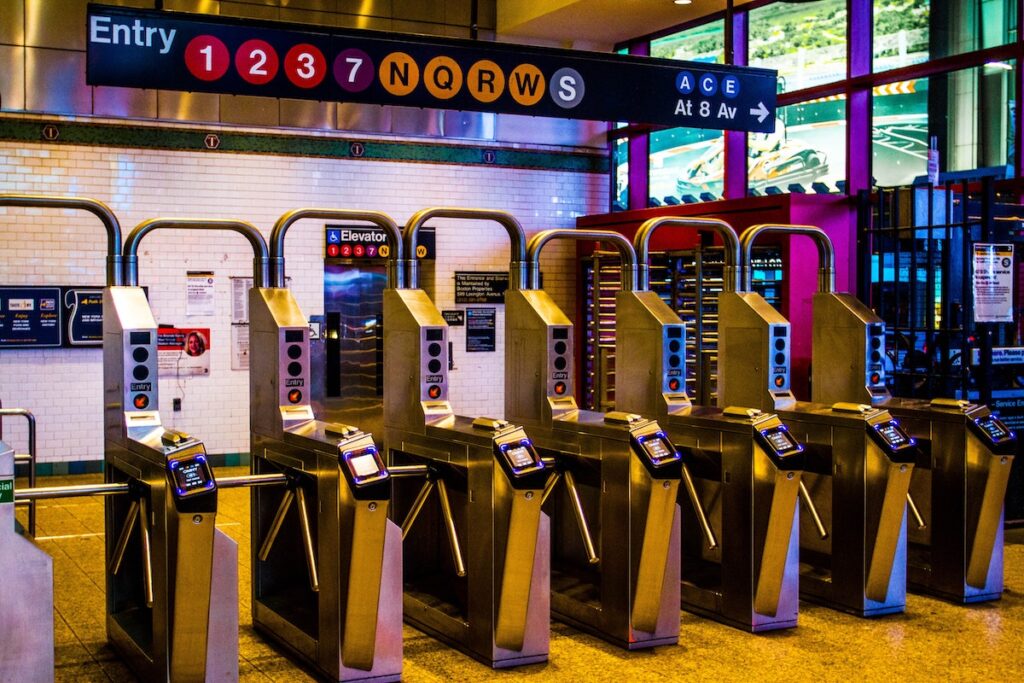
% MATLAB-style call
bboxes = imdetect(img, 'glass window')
[872,62,1016,186]
[874,0,1017,72]
[651,20,725,63]
[748,98,847,194]
[648,21,726,205]
[651,128,725,204]
[749,0,847,94]
[612,137,628,211]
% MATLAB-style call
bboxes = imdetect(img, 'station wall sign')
[325,224,434,259]
[0,286,107,349]
[86,5,778,132]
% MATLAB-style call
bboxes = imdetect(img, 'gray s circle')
[550,67,585,109]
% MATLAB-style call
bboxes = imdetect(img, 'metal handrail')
[1,408,37,535]
[14,472,288,501]
[0,194,124,286]
[403,208,528,290]
[741,224,835,293]
[634,216,742,293]
[527,229,637,291]
[270,208,404,289]
[123,219,271,288]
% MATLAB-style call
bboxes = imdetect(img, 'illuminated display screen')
[500,440,541,474]
[640,434,679,465]
[975,416,1012,443]
[349,453,379,478]
[507,446,535,469]
[343,446,386,484]
[170,456,214,497]
[762,427,798,455]
[875,421,910,448]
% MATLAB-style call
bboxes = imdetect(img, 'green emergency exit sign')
[0,478,13,504]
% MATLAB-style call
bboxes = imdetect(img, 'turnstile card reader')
[250,282,401,682]
[384,286,550,668]
[104,286,238,682]
[506,262,682,649]
[0,440,54,683]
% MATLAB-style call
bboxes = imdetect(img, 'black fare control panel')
[166,451,217,511]
[969,414,1017,455]
[126,329,157,411]
[663,324,687,394]
[868,419,919,463]
[630,428,683,479]
[769,325,790,392]
[280,327,309,406]
[866,323,886,389]
[548,326,572,399]
[422,326,448,402]
[340,442,391,499]
[494,432,547,489]
[755,423,805,470]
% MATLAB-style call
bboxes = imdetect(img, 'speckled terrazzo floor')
[14,466,1024,682]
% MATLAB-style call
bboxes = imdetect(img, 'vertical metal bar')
[434,478,467,577]
[681,464,718,549]
[108,499,140,575]
[294,486,320,593]
[400,479,434,540]
[27,411,35,537]
[138,496,154,609]
[257,489,295,561]
[562,470,600,564]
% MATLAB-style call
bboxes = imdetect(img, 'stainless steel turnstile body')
[615,287,805,632]
[249,285,402,682]
[0,441,54,682]
[809,291,1016,603]
[103,285,238,682]
[505,280,683,648]
[384,286,550,668]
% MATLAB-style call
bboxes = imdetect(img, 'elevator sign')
[86,5,777,132]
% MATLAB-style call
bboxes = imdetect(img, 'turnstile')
[383,208,549,668]
[719,223,922,616]
[615,217,806,631]
[0,438,53,682]
[246,209,403,681]
[761,228,1018,603]
[506,227,682,648]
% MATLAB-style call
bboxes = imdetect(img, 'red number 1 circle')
[285,44,326,88]
[185,35,229,81]
[236,39,279,85]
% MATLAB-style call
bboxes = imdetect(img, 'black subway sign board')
[326,224,435,259]
[86,5,777,132]
[466,307,496,353]
[455,271,508,305]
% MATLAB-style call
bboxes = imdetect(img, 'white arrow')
[750,101,770,123]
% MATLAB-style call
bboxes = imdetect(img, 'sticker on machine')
[157,327,211,376]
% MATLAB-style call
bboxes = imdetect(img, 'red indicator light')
[427,385,442,399]
[133,394,150,410]
[554,381,567,395]
[354,244,365,257]
[774,375,785,388]
[870,373,881,385]
[327,244,340,257]
[668,378,681,391]
[288,389,303,404]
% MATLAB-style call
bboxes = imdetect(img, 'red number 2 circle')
[235,39,279,85]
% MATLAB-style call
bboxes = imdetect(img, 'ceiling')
[496,0,752,49]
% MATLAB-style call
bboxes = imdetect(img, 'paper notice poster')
[972,244,1014,323]
[232,323,250,370]
[158,327,211,376]
[187,271,215,317]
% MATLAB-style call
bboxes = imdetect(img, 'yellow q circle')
[379,52,419,96]
[425,56,463,100]
[467,60,505,103]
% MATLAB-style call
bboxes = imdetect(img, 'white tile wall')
[0,139,608,462]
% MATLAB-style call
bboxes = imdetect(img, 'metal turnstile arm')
[400,479,435,540]
[799,479,829,540]
[562,470,599,565]
[257,489,295,561]
[138,496,154,609]
[109,499,140,576]
[906,492,926,530]
[435,478,467,577]
[256,484,320,593]
[681,464,718,549]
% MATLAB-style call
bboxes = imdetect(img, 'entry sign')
[972,244,1014,323]
[86,5,777,132]
[0,478,12,505]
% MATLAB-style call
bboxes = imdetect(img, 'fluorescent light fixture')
[674,0,693,4]
[985,61,1013,71]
